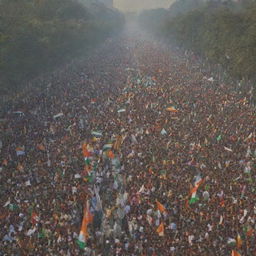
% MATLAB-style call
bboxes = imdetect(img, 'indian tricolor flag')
[82,143,94,166]
[77,201,93,250]
[189,176,203,204]
[16,147,25,156]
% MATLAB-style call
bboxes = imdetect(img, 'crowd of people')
[0,27,255,256]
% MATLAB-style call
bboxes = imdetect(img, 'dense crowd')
[0,27,255,256]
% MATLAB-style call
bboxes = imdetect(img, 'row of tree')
[0,0,124,93]
[139,0,256,88]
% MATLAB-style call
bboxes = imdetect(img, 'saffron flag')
[166,107,178,112]
[108,150,115,159]
[156,222,164,236]
[82,143,92,158]
[231,250,241,256]
[156,201,166,213]
[236,234,242,249]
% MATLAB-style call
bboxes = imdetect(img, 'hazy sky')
[114,0,174,12]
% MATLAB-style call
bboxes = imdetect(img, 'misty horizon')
[113,0,174,12]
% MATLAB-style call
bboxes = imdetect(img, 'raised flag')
[108,150,115,159]
[161,128,167,135]
[189,188,200,204]
[31,212,39,226]
[77,201,93,249]
[231,250,241,256]
[224,146,233,152]
[156,201,166,213]
[53,113,64,119]
[103,144,112,151]
[228,238,236,246]
[91,131,103,137]
[166,107,178,112]
[156,222,164,236]
[236,234,242,249]
[16,147,25,156]
[217,135,222,141]
[82,143,92,158]
[138,184,145,193]
[189,176,203,204]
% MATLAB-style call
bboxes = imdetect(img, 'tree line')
[139,0,256,95]
[0,0,124,94]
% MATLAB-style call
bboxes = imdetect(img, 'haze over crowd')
[114,0,174,11]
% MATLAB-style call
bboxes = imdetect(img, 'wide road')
[1,25,255,256]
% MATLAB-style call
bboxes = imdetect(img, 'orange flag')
[82,143,91,158]
[108,150,115,159]
[236,234,242,249]
[31,212,39,225]
[231,250,241,256]
[156,222,164,236]
[156,201,166,213]
[166,107,178,112]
